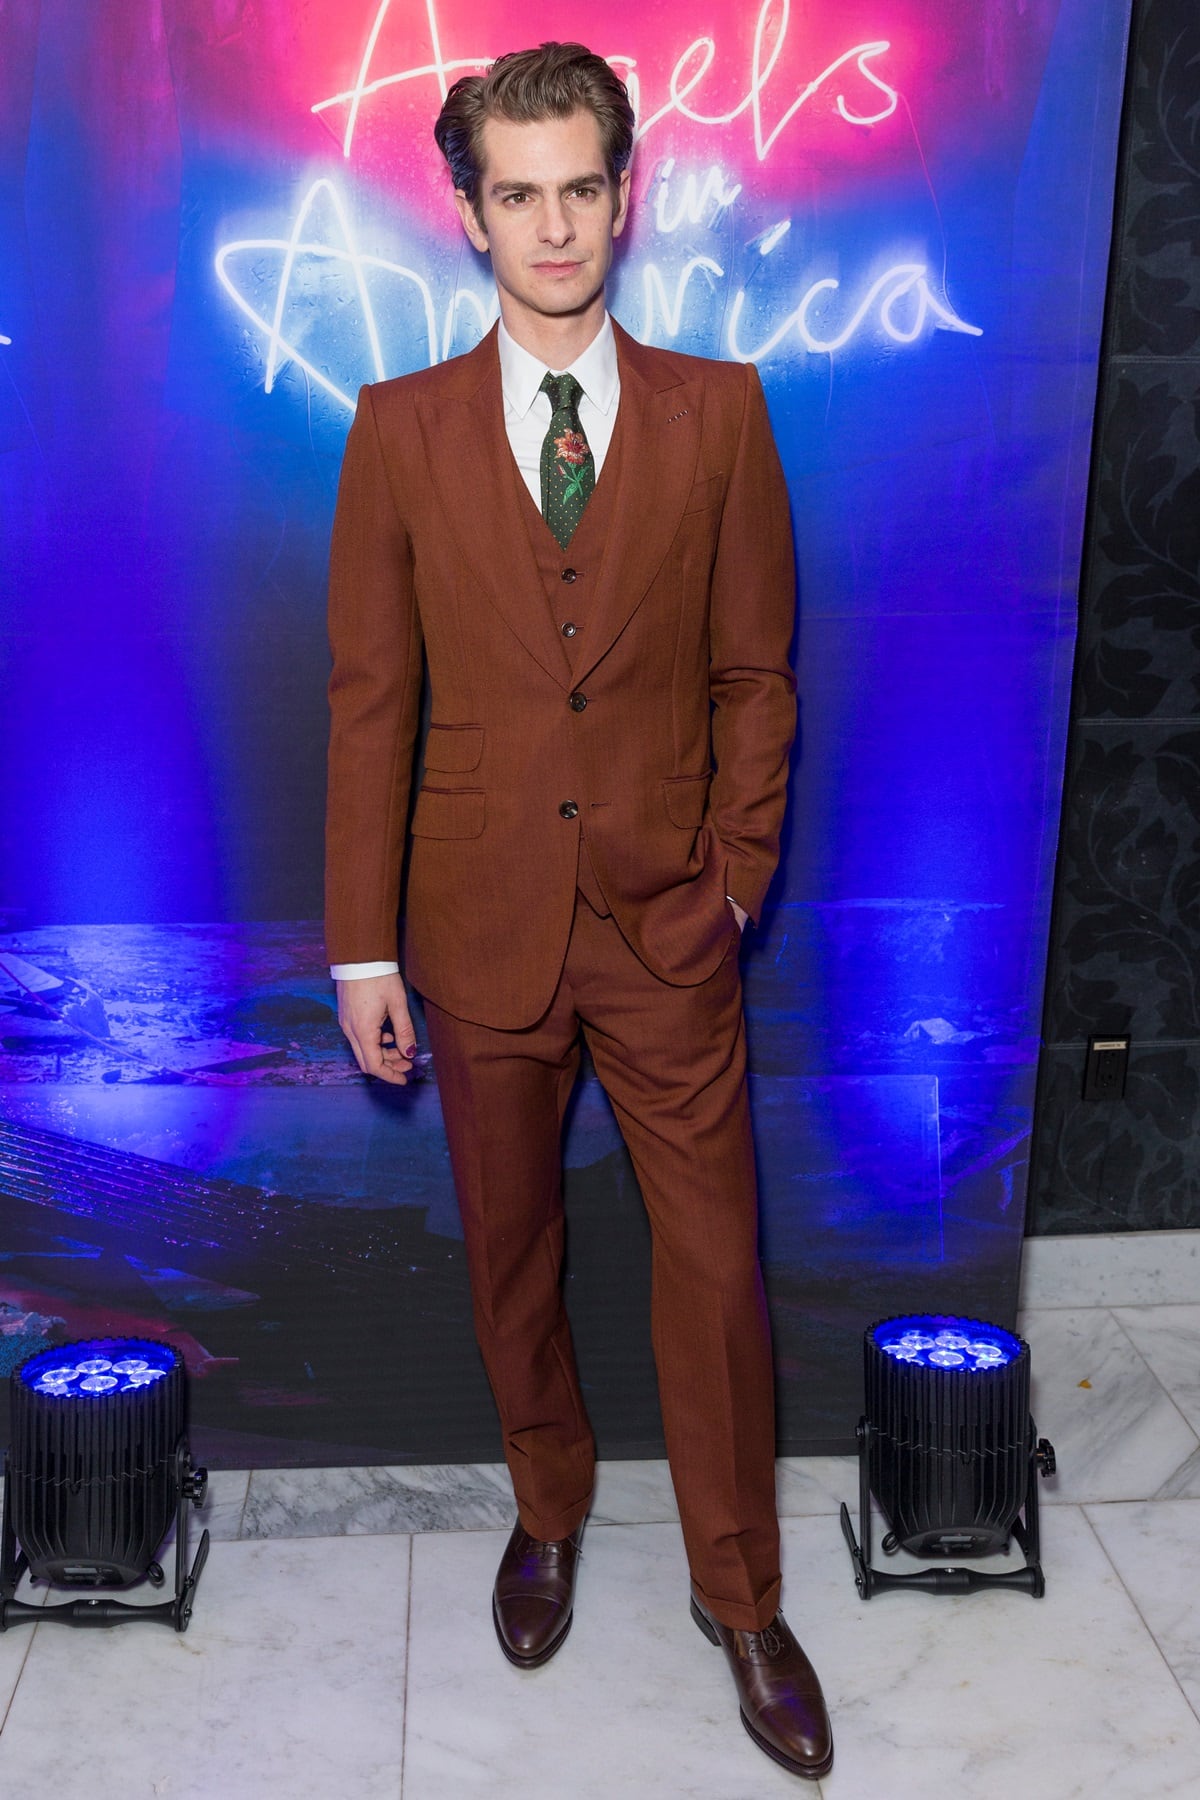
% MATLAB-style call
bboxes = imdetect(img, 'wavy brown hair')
[434,42,635,220]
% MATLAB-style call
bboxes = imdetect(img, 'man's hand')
[336,973,419,1085]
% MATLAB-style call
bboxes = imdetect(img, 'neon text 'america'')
[215,173,981,411]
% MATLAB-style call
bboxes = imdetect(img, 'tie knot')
[540,371,583,415]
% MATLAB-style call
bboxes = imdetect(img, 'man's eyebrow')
[488,171,607,196]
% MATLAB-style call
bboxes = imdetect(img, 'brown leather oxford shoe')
[691,1591,834,1779]
[492,1520,585,1668]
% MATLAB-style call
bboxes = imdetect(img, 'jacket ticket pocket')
[423,724,484,773]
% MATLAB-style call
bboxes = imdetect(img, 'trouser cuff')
[690,1573,782,1634]
[516,1492,592,1545]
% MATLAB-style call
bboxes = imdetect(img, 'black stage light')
[0,1337,209,1631]
[840,1313,1056,1598]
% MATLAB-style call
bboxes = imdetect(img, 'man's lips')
[532,260,585,275]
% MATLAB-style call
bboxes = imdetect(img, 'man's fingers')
[347,1028,412,1085]
[336,975,420,1084]
[386,1005,417,1057]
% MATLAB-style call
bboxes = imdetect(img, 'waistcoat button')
[558,800,579,819]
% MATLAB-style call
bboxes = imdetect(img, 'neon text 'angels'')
[312,0,899,161]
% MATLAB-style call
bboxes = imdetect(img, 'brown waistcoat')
[511,412,629,918]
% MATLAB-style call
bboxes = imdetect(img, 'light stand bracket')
[840,1417,1056,1599]
[0,1443,210,1632]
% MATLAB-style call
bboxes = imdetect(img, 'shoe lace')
[524,1533,583,1565]
[740,1618,787,1660]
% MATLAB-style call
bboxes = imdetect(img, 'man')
[326,42,832,1780]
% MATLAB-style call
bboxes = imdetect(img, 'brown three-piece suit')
[326,317,796,1631]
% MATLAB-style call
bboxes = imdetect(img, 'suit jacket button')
[561,621,578,637]
[559,800,579,819]
[568,692,587,713]
[561,567,578,583]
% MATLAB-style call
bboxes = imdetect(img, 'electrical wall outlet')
[1083,1035,1130,1101]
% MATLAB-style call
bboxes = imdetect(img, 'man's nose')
[539,197,575,245]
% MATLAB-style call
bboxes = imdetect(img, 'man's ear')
[611,167,632,240]
[454,188,489,254]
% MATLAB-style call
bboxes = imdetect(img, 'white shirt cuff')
[330,961,400,980]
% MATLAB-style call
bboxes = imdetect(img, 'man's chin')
[525,284,604,319]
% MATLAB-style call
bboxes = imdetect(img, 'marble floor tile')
[1086,1498,1200,1723]
[241,1460,514,1538]
[0,1536,409,1800]
[402,1518,808,1799]
[817,1505,1200,1798]
[238,1455,862,1540]
[1020,1230,1200,1310]
[1113,1305,1200,1436]
[589,1457,679,1524]
[1155,1445,1200,1500]
[1017,1308,1199,1502]
[403,1509,1200,1799]
[777,1455,859,1517]
[589,1456,858,1524]
[0,1588,42,1724]
[196,1467,250,1541]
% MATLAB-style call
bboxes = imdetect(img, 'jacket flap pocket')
[662,771,712,829]
[411,786,485,840]
[424,725,484,773]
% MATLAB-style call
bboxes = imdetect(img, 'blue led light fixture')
[872,1315,1022,1374]
[1,1337,209,1631]
[840,1314,1056,1599]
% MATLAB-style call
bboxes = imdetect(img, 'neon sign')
[653,160,742,232]
[617,27,897,159]
[728,263,982,360]
[217,178,443,401]
[216,161,981,408]
[312,0,899,161]
[217,6,982,404]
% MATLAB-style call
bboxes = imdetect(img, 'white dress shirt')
[331,317,622,981]
[496,313,620,505]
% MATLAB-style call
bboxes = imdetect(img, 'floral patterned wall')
[1029,0,1200,1234]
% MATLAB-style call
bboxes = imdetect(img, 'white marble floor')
[3,1231,1200,1798]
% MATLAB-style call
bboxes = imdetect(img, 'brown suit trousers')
[424,891,781,1633]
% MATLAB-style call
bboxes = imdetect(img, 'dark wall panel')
[1029,0,1200,1233]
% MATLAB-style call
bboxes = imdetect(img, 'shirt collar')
[498,314,619,419]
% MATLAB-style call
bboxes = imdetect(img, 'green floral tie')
[539,372,595,550]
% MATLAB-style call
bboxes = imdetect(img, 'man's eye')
[571,187,598,201]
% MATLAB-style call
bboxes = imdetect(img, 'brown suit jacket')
[325,319,796,1030]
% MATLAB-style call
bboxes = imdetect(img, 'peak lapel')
[415,334,571,690]
[571,325,701,687]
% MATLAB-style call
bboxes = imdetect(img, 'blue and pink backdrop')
[0,0,1130,1462]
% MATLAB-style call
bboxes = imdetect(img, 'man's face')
[454,110,629,338]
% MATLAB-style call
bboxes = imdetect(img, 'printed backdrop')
[0,0,1130,1462]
